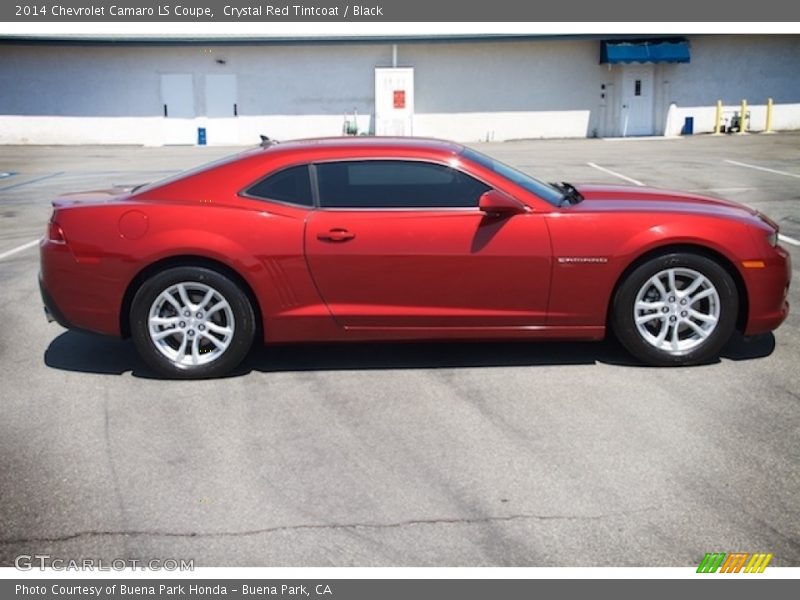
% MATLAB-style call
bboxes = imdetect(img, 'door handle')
[317,228,355,242]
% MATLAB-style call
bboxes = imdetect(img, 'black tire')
[130,266,256,378]
[612,252,738,366]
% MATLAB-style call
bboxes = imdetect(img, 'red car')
[39,137,791,378]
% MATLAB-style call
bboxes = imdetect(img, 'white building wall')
[657,35,800,135]
[403,39,603,140]
[0,35,798,145]
[0,42,388,145]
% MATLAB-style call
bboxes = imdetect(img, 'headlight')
[757,212,779,247]
[767,230,778,247]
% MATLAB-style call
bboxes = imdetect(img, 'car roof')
[131,137,468,199]
[260,136,465,156]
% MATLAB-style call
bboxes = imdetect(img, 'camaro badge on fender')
[557,257,609,264]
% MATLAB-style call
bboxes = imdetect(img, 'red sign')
[393,90,406,109]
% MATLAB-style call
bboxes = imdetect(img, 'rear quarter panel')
[47,197,332,340]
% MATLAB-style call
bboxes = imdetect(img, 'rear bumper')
[39,273,75,329]
[39,239,126,336]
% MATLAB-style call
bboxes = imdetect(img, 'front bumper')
[743,244,791,335]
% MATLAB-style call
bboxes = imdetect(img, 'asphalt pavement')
[0,133,798,567]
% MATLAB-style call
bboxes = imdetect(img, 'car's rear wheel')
[612,252,738,365]
[131,266,255,378]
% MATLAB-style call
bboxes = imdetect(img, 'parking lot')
[0,133,798,567]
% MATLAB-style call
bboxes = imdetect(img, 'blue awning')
[600,38,690,64]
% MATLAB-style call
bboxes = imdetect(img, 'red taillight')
[47,220,66,244]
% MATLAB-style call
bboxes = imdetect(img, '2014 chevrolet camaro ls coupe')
[39,138,791,378]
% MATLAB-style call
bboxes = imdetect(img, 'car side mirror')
[479,190,526,218]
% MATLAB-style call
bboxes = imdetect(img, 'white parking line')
[724,159,800,179]
[0,171,64,192]
[587,162,645,186]
[0,239,39,261]
[688,187,755,194]
[779,234,800,247]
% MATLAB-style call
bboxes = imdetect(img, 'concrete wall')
[658,35,800,135]
[0,43,388,144]
[0,35,798,144]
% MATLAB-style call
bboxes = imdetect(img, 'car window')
[244,165,313,206]
[316,160,490,209]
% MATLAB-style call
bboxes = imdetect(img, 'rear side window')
[316,160,490,209]
[244,165,313,206]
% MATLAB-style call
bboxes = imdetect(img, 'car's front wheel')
[612,252,739,366]
[131,266,256,378]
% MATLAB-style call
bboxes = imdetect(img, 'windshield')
[459,147,564,207]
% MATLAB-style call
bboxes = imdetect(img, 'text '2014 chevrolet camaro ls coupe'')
[39,137,791,378]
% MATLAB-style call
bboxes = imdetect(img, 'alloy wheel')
[147,281,235,366]
[633,267,720,355]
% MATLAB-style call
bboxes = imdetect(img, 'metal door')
[375,67,414,136]
[160,74,195,145]
[620,66,654,136]
[205,74,238,145]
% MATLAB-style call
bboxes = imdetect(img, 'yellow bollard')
[737,99,748,134]
[765,98,774,133]
[714,100,723,134]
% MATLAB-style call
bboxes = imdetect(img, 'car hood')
[570,184,758,218]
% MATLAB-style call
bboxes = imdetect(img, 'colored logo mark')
[697,552,773,573]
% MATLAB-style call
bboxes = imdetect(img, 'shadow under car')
[43,330,777,379]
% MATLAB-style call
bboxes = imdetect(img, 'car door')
[304,159,552,329]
